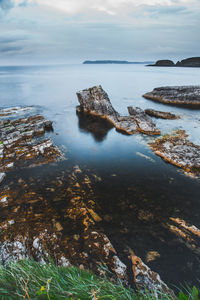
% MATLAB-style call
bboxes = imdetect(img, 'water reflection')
[76,110,113,142]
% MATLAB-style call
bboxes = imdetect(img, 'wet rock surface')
[77,86,160,135]
[145,109,180,120]
[129,249,174,297]
[149,130,200,174]
[0,165,128,284]
[0,112,61,173]
[128,107,160,134]
[143,86,200,107]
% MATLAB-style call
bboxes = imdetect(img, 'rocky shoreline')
[1,88,200,297]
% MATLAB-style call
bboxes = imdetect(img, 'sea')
[0,63,200,290]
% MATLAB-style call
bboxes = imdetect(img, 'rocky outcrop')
[77,86,160,135]
[145,109,180,120]
[0,112,61,173]
[149,130,200,174]
[129,249,175,298]
[176,57,200,67]
[143,86,200,107]
[148,60,175,67]
[128,107,160,134]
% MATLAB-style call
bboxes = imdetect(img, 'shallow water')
[0,64,200,290]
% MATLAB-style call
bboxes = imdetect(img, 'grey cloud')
[0,46,24,53]
[144,5,188,16]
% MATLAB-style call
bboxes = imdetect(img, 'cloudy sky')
[0,0,199,64]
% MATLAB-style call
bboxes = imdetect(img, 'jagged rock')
[176,57,200,67]
[0,112,61,172]
[129,249,175,297]
[77,86,160,135]
[149,130,200,174]
[148,60,175,67]
[0,173,5,184]
[145,109,180,120]
[143,86,200,107]
[0,239,29,264]
[128,107,160,134]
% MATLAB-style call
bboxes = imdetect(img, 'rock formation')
[77,86,160,135]
[129,249,175,298]
[128,107,160,134]
[145,109,180,120]
[176,57,200,67]
[148,60,175,67]
[0,107,61,173]
[149,130,200,174]
[143,86,200,107]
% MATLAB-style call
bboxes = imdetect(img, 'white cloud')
[13,0,198,15]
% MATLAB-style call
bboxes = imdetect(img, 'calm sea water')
[0,64,200,289]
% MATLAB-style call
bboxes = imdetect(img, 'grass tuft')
[0,260,198,299]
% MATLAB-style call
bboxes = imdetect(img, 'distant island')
[148,57,200,67]
[83,60,154,64]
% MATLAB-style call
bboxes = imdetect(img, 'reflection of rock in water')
[76,109,113,142]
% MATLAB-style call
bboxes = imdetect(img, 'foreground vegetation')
[0,260,199,299]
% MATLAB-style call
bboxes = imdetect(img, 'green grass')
[0,260,199,300]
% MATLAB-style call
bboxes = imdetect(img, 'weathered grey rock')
[0,112,61,172]
[148,59,175,67]
[149,130,200,174]
[143,86,200,107]
[0,240,29,264]
[77,86,160,135]
[0,172,5,184]
[129,250,175,298]
[128,107,160,134]
[145,109,180,120]
[77,85,119,118]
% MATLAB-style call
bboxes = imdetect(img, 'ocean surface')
[0,63,200,290]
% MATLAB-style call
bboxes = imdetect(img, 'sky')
[0,0,199,64]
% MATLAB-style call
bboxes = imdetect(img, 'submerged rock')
[149,130,200,174]
[0,106,34,117]
[143,86,200,107]
[145,109,180,120]
[77,86,160,135]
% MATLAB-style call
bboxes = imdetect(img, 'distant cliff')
[148,57,200,67]
[83,60,154,64]
[176,57,200,67]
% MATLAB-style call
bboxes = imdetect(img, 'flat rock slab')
[149,130,200,174]
[0,112,61,172]
[0,106,35,117]
[143,86,200,107]
[145,109,180,120]
[77,86,160,135]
